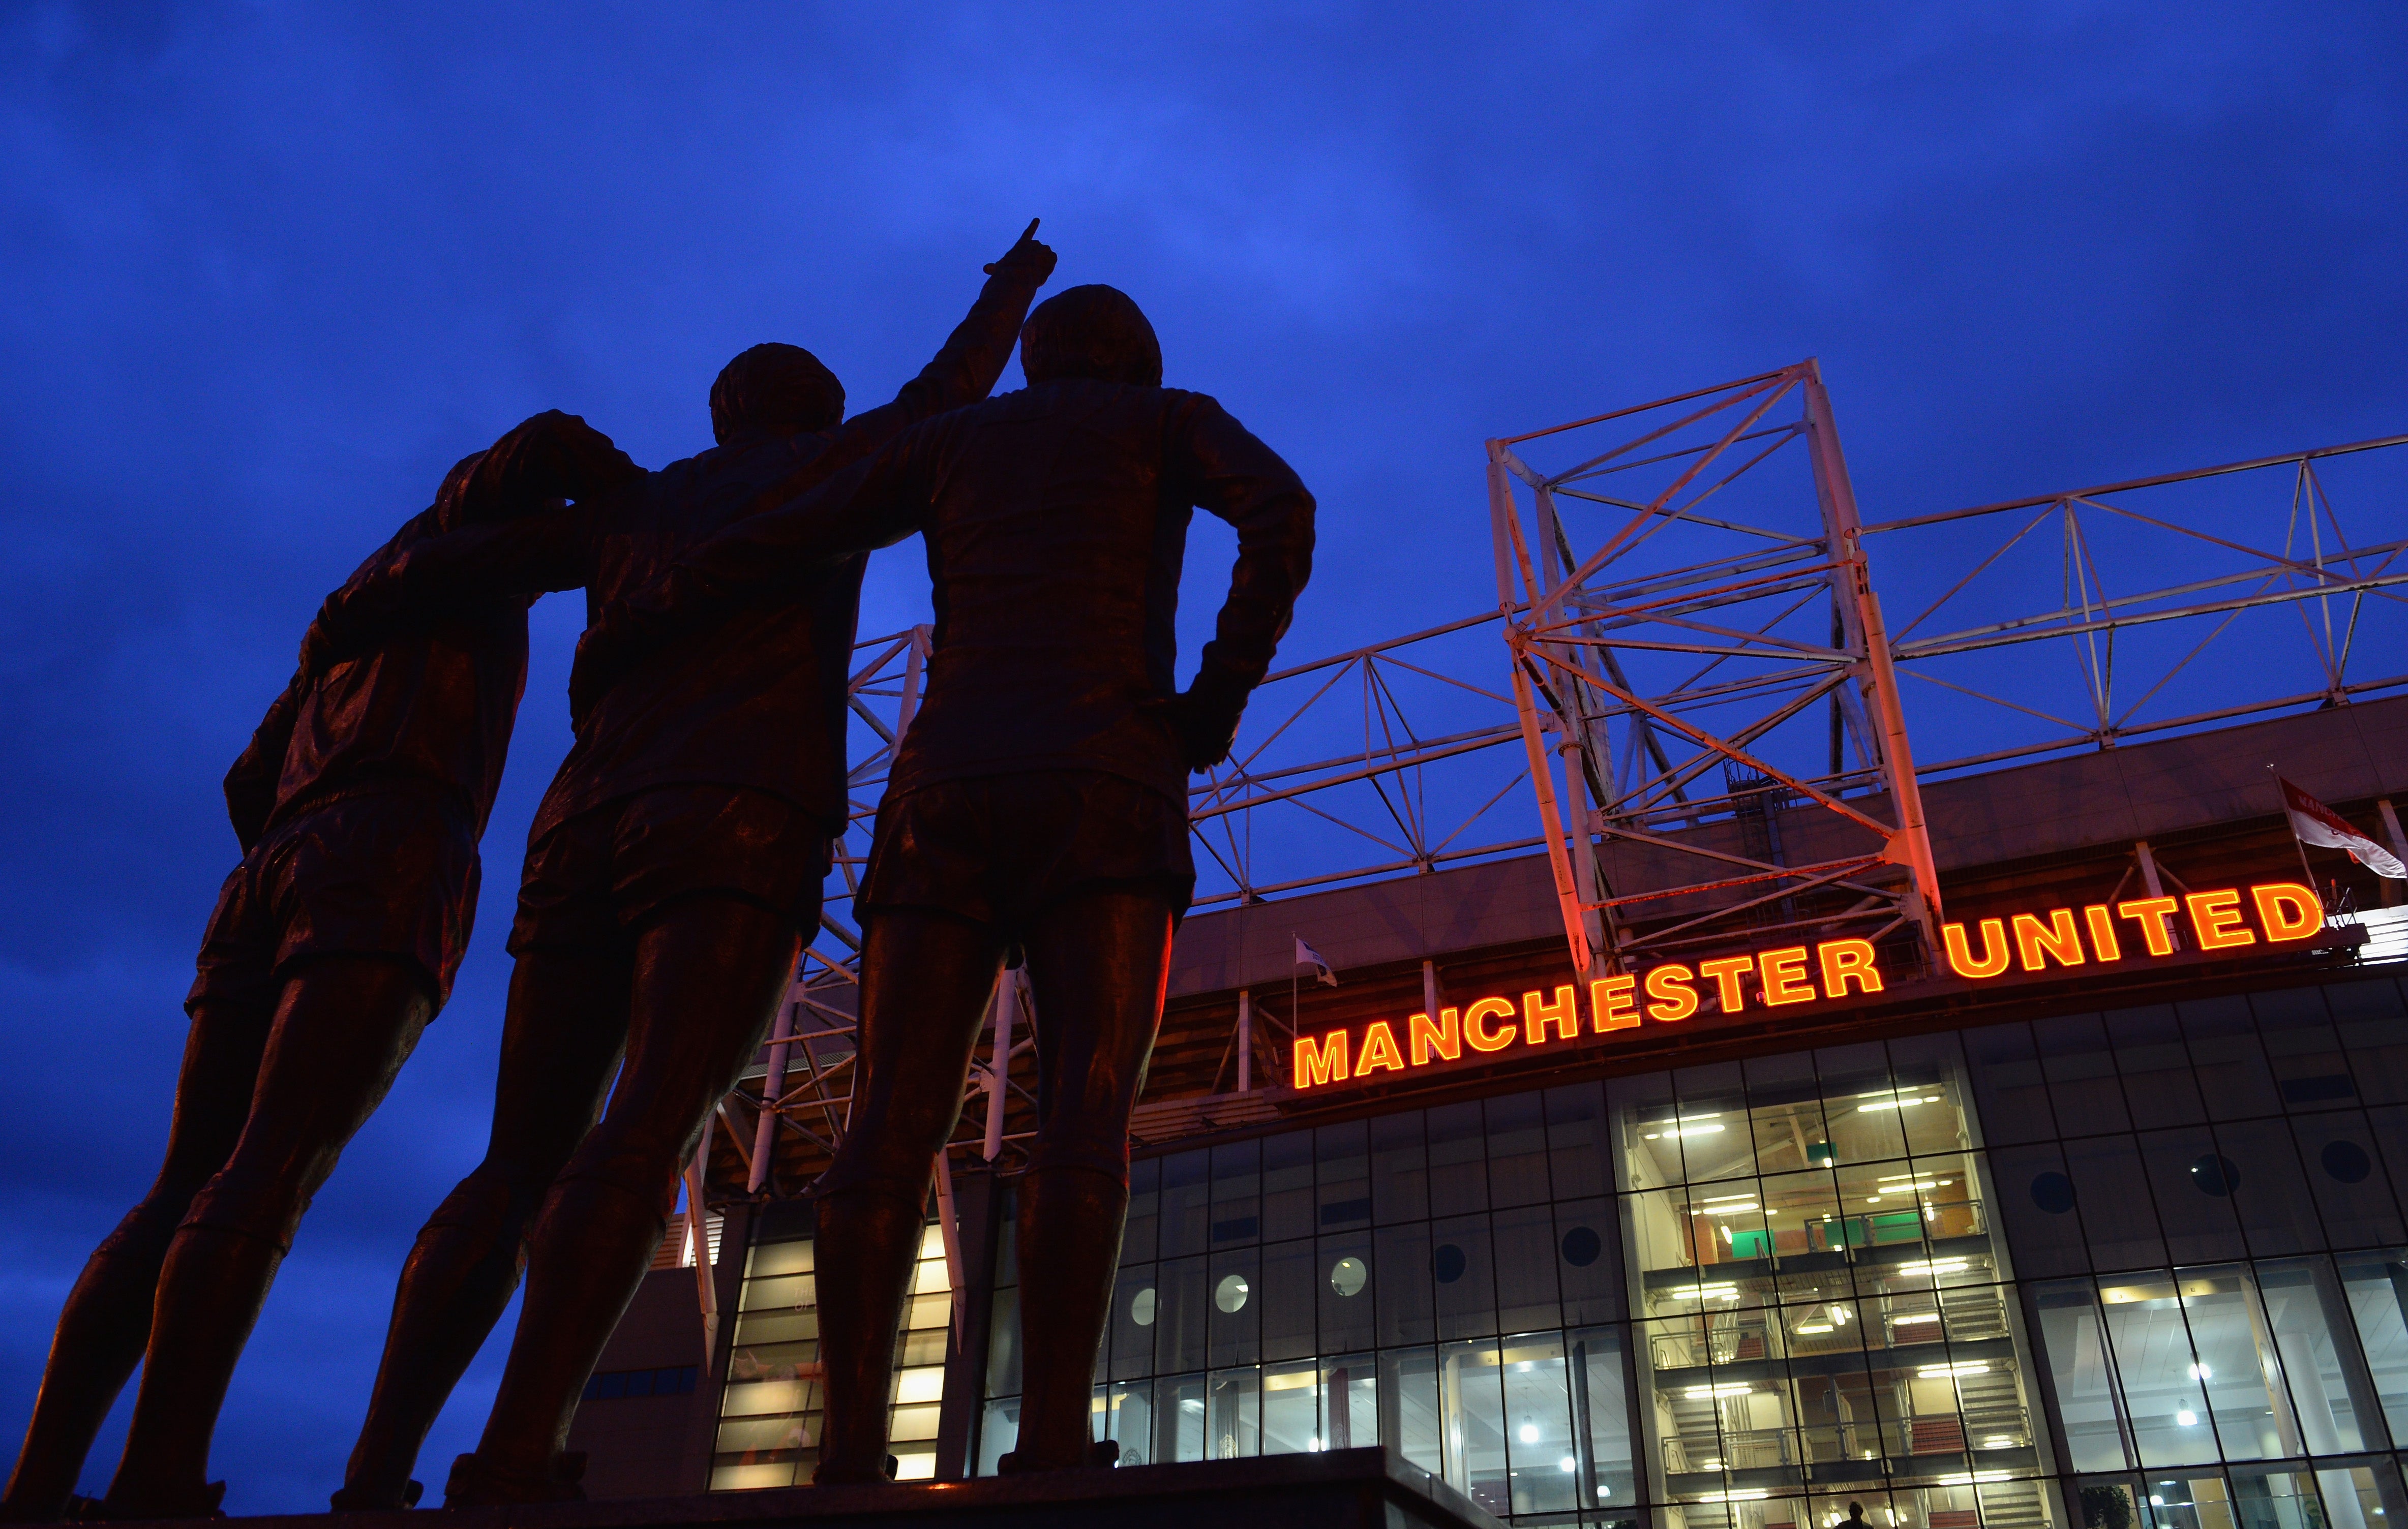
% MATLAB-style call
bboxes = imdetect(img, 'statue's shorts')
[858,770,1194,934]
[507,783,833,955]
[187,784,478,1014]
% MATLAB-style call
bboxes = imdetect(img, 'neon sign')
[1289,881,2322,1091]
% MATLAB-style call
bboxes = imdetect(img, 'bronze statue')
[0,415,638,1523]
[313,223,1056,1508]
[581,283,1315,1480]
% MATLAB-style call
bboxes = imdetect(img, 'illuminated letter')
[1817,939,1883,998]
[1357,1021,1405,1074]
[1758,947,1815,1006]
[2083,904,2123,961]
[1409,1007,1460,1066]
[1524,985,1581,1045]
[1698,956,1754,1013]
[2117,897,2182,956]
[1942,919,2011,979]
[1295,1030,1349,1089]
[1644,963,1698,1022]
[1464,997,1518,1052]
[2251,881,2322,942]
[2187,889,2255,951]
[2012,909,2086,971]
[1589,974,1639,1032]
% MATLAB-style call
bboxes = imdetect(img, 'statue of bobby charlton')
[304,223,1056,1508]
[0,415,638,1523]
[580,283,1315,1481]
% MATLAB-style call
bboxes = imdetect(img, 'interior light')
[1983,1435,2014,1449]
[2187,1363,2212,1381]
[2151,1497,2166,1508]
[1683,1383,1754,1398]
[1890,1258,1970,1277]
[1892,1312,1941,1325]
[1795,1322,1834,1334]
[1919,1362,1990,1378]
[1559,1456,1578,1473]
[2177,1410,2198,1426]
[1697,1490,1771,1503]
[1518,1422,1541,1444]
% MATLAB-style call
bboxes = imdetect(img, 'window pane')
[2036,1014,2132,1138]
[2213,1118,2323,1257]
[1439,1338,1509,1516]
[1569,1324,1636,1510]
[1493,1201,1561,1332]
[2335,1249,2408,1441]
[1158,1149,1210,1258]
[2253,1258,2370,1454]
[1498,1331,1578,1516]
[1318,1229,1376,1352]
[1152,1371,1207,1463]
[1379,1345,1443,1475]
[2107,1004,2208,1130]
[1154,1255,1209,1375]
[2181,997,2279,1121]
[1963,1023,2058,1146]
[1261,1358,1317,1455]
[2062,1136,2167,1274]
[1427,1100,1490,1216]
[1210,1138,1261,1247]
[1101,1379,1152,1465]
[1555,1196,1622,1326]
[1261,1129,1315,1242]
[2139,1129,2247,1265]
[1257,1236,1317,1361]
[1487,1091,1553,1208]
[1321,1350,1378,1450]
[1206,1366,1259,1459]
[1545,1082,1612,1200]
[2094,1272,2217,1466]
[1316,1119,1371,1230]
[1366,1109,1425,1225]
[2291,1113,2406,1249]
[1431,1212,1498,1341]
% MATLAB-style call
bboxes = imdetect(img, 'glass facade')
[710,1224,955,1487]
[960,971,2408,1529]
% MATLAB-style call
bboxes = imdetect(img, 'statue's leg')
[336,942,633,1510]
[811,907,1004,1484]
[459,895,799,1494]
[101,955,434,1517]
[0,998,272,1521]
[1009,888,1175,1471]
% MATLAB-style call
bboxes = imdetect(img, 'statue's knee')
[424,1164,516,1236]
[92,1192,193,1262]
[180,1160,305,1249]
[555,1124,685,1207]
[1023,1132,1129,1185]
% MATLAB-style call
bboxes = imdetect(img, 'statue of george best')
[578,283,1316,1481]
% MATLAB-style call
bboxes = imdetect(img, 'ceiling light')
[1919,1362,1989,1378]
[2177,1410,2199,1427]
[1683,1383,1754,1398]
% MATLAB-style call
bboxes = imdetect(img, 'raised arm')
[1168,395,1318,769]
[812,220,1056,470]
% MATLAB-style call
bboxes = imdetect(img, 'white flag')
[2277,773,2407,879]
[1295,936,1338,987]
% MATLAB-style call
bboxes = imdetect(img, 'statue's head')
[710,343,846,446]
[1018,285,1162,388]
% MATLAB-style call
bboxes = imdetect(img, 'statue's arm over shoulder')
[223,669,305,853]
[669,429,938,604]
[304,503,591,673]
[1180,394,1318,699]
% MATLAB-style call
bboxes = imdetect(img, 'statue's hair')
[710,343,846,445]
[1019,285,1162,388]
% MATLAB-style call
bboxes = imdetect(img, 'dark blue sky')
[4,2,2404,1512]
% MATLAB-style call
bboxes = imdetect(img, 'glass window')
[1427,1100,1490,1216]
[2327,975,2408,1106]
[1257,1236,1317,1361]
[1965,1022,2059,1146]
[1367,1109,1426,1224]
[1568,1324,1636,1510]
[1158,1149,1211,1259]
[1545,1082,1611,1201]
[1493,1202,1561,1332]
[1261,1129,1315,1242]
[1438,1338,1511,1518]
[1107,1262,1154,1380]
[1098,1379,1151,1465]
[2210,1118,2322,1258]
[1153,1253,1209,1375]
[1431,1212,1499,1340]
[1318,1229,1376,1352]
[1487,1092,1553,1208]
[2333,1249,2408,1441]
[1210,1139,1261,1247]
[1121,1157,1158,1266]
[2289,1113,2406,1250]
[1260,1357,1318,1454]
[2179,998,2279,1122]
[1208,1245,1260,1368]
[1992,1143,2089,1278]
[2139,1130,2247,1266]
[1497,1332,1577,1516]
[2106,1004,2209,1131]
[1152,1371,1206,1463]
[1321,1350,1378,1450]
[1554,1196,1622,1326]
[2036,1014,2133,1138]
[2062,1135,2168,1274]
[1378,1344,1443,1476]
[1316,1120,1370,1230]
[1373,1221,1434,1347]
[2251,1258,2372,1455]
[1205,1366,1260,1459]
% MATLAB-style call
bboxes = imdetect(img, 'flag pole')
[1290,929,1299,1045]
[2271,766,2325,913]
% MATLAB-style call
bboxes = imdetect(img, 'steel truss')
[1489,361,1942,977]
[1491,363,2408,978]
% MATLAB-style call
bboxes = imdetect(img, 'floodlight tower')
[1488,360,1944,977]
